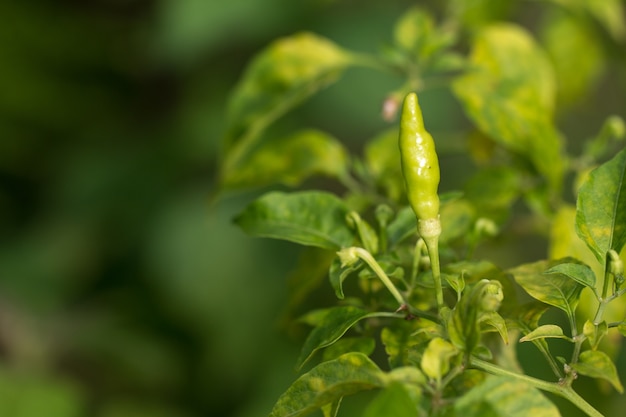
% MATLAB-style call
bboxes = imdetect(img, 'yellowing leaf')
[576,148,626,264]
[571,350,624,393]
[421,337,457,381]
[508,259,584,322]
[222,32,352,181]
[453,24,563,192]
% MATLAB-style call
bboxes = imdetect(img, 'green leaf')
[545,0,626,41]
[508,303,555,366]
[321,399,341,417]
[464,166,521,222]
[480,311,509,345]
[221,129,349,190]
[519,324,569,342]
[392,7,455,67]
[269,353,385,417]
[362,383,419,417]
[444,272,466,301]
[387,207,417,247]
[282,248,336,325]
[222,32,352,177]
[453,375,561,417]
[571,350,624,393]
[575,148,626,264]
[234,191,354,250]
[540,11,605,105]
[439,198,476,244]
[322,337,376,363]
[329,257,362,299]
[296,306,387,370]
[508,259,584,321]
[583,116,626,164]
[448,280,504,353]
[346,212,379,254]
[544,262,596,295]
[452,24,563,191]
[394,7,435,52]
[364,129,403,202]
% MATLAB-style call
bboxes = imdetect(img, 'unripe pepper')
[398,92,440,225]
[398,92,444,312]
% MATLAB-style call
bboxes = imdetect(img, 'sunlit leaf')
[222,32,353,177]
[296,306,388,370]
[270,353,385,417]
[221,129,349,190]
[421,337,458,381]
[519,324,569,342]
[544,262,596,295]
[571,350,624,393]
[234,191,355,250]
[575,148,626,264]
[453,376,561,416]
[453,24,563,191]
[508,259,584,321]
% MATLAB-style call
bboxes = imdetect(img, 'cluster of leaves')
[221,1,626,416]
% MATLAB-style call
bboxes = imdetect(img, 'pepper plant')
[218,2,626,416]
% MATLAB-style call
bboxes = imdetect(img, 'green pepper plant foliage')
[220,2,626,416]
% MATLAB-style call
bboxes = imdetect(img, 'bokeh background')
[1,1,625,416]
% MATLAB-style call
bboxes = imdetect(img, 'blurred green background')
[1,1,625,416]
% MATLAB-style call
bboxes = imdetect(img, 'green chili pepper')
[398,92,444,312]
[399,92,440,223]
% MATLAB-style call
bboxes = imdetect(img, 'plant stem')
[423,234,443,314]
[353,247,405,306]
[470,357,603,417]
[417,217,443,314]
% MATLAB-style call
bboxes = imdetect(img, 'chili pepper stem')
[419,217,443,314]
[351,247,406,306]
